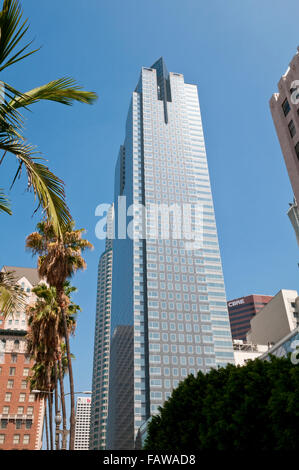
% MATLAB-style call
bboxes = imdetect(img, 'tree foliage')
[144,356,299,451]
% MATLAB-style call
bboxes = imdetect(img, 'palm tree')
[0,0,97,235]
[28,362,55,449]
[26,221,92,449]
[26,281,79,449]
[0,269,27,316]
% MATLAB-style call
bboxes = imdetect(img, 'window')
[17,407,24,415]
[15,420,22,429]
[0,435,5,445]
[28,394,35,403]
[19,393,26,402]
[21,380,27,390]
[25,420,32,430]
[27,407,33,416]
[9,367,16,376]
[295,141,299,160]
[13,434,20,444]
[7,379,14,389]
[1,420,7,429]
[5,393,11,402]
[288,120,296,137]
[282,98,291,116]
[23,435,30,445]
[23,368,29,377]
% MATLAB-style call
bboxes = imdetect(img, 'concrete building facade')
[270,47,299,244]
[247,289,299,345]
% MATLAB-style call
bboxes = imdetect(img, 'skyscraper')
[74,396,91,450]
[106,58,234,449]
[90,208,113,450]
[270,47,299,245]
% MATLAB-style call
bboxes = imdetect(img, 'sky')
[1,0,299,397]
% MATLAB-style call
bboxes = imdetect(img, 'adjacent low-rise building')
[227,295,273,341]
[0,266,44,450]
[247,289,299,345]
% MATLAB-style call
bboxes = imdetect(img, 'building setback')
[74,397,91,450]
[90,208,113,450]
[227,295,273,341]
[0,266,44,450]
[107,58,234,449]
[270,47,299,245]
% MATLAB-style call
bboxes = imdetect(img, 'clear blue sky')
[1,0,299,395]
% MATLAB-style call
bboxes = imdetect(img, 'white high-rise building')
[106,58,234,449]
[74,397,91,450]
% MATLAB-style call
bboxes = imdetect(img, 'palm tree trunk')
[54,364,60,450]
[58,356,67,450]
[44,398,49,450]
[48,393,54,450]
[57,287,75,450]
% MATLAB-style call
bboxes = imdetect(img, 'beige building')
[270,47,299,244]
[247,289,299,345]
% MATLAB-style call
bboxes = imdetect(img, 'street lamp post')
[32,390,92,450]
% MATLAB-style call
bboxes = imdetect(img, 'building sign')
[228,299,245,308]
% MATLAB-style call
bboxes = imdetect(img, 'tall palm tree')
[0,0,97,235]
[26,281,79,449]
[26,221,92,449]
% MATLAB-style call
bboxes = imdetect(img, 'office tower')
[107,58,234,450]
[0,266,44,450]
[90,208,113,450]
[227,294,273,340]
[247,289,299,345]
[270,47,299,245]
[74,397,91,450]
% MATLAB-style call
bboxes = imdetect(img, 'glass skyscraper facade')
[107,58,234,449]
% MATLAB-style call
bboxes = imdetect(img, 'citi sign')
[228,298,245,307]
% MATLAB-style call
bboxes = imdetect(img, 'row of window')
[1,405,34,415]
[3,392,35,402]
[0,366,30,376]
[0,434,30,445]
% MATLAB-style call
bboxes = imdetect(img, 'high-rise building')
[106,58,234,449]
[90,208,113,450]
[0,266,44,450]
[227,294,273,340]
[270,47,299,245]
[247,289,299,345]
[74,396,91,450]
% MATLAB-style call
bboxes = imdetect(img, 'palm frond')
[0,187,11,214]
[0,0,39,73]
[0,270,27,317]
[9,77,98,109]
[15,154,71,236]
[0,136,71,234]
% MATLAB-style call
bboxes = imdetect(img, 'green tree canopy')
[144,356,299,451]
